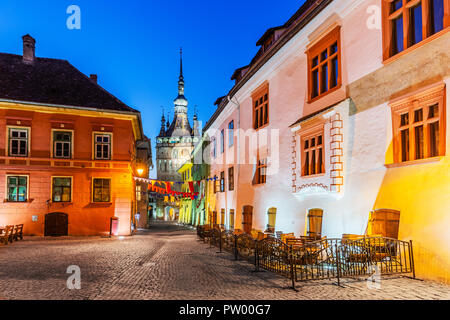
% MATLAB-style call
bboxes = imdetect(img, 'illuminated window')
[266,207,277,233]
[7,176,28,202]
[52,177,72,202]
[302,131,325,176]
[8,128,28,157]
[220,171,225,192]
[252,85,269,130]
[391,85,446,163]
[307,26,341,102]
[228,167,234,191]
[229,209,235,230]
[221,209,225,228]
[93,178,111,203]
[382,0,449,59]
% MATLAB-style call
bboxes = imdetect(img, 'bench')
[12,224,24,241]
[0,226,14,245]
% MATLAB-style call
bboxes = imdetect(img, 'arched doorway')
[242,205,253,234]
[45,212,68,237]
[266,207,277,233]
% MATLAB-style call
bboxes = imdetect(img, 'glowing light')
[137,168,144,176]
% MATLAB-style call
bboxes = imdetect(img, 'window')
[8,128,28,157]
[252,85,269,130]
[136,185,142,201]
[382,0,449,59]
[93,178,111,202]
[220,171,225,192]
[228,167,234,191]
[228,121,234,147]
[221,209,225,228]
[253,157,267,185]
[302,131,325,176]
[229,209,235,230]
[52,177,72,202]
[53,131,72,159]
[7,176,28,202]
[220,129,225,154]
[307,26,341,101]
[213,175,218,194]
[391,84,446,163]
[94,133,111,160]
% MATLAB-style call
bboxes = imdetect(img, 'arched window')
[307,209,323,240]
[266,207,277,233]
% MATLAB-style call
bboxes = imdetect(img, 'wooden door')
[368,209,400,239]
[307,209,323,238]
[45,212,68,237]
[242,205,253,234]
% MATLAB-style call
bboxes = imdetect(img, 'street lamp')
[137,167,144,176]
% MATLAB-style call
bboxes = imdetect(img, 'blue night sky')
[0,0,304,176]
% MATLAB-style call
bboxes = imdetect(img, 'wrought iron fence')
[236,233,257,264]
[196,227,415,289]
[221,230,237,255]
[210,227,222,251]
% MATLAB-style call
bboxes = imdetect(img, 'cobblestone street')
[0,221,449,300]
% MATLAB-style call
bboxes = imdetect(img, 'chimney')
[90,74,98,84]
[22,34,36,63]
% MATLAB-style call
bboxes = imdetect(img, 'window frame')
[301,129,325,177]
[52,129,73,159]
[92,178,112,203]
[51,176,73,203]
[5,175,29,202]
[228,166,234,191]
[7,126,30,157]
[391,83,446,164]
[252,83,269,130]
[306,26,342,103]
[254,157,267,185]
[93,132,112,160]
[228,120,234,147]
[229,209,235,230]
[382,0,450,61]
[220,171,225,192]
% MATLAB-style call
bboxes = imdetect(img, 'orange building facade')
[0,35,148,236]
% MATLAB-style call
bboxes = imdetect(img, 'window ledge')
[383,27,450,65]
[385,157,443,168]
[3,199,33,203]
[50,202,73,205]
[301,173,326,179]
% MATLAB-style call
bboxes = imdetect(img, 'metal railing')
[196,227,415,289]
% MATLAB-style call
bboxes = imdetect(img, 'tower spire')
[179,47,183,80]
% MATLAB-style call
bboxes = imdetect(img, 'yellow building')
[177,161,193,225]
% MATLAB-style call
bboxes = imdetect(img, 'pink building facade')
[204,0,450,284]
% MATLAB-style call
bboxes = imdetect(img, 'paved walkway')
[0,221,449,300]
